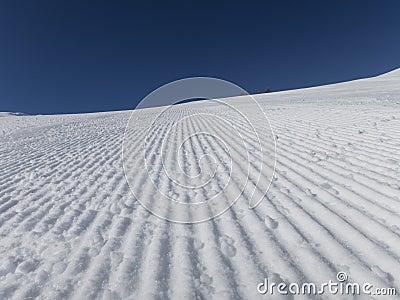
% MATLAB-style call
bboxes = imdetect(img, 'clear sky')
[1,0,400,114]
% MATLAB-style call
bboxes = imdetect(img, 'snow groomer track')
[0,70,400,299]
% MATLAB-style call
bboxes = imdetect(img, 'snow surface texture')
[0,70,400,299]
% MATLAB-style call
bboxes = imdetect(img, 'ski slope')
[0,70,399,299]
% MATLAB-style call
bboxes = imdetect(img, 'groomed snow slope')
[0,70,400,299]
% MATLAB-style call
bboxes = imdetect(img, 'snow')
[0,70,400,299]
[0,112,27,117]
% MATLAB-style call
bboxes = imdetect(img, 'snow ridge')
[0,71,399,299]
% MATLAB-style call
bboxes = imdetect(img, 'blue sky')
[1,0,400,114]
